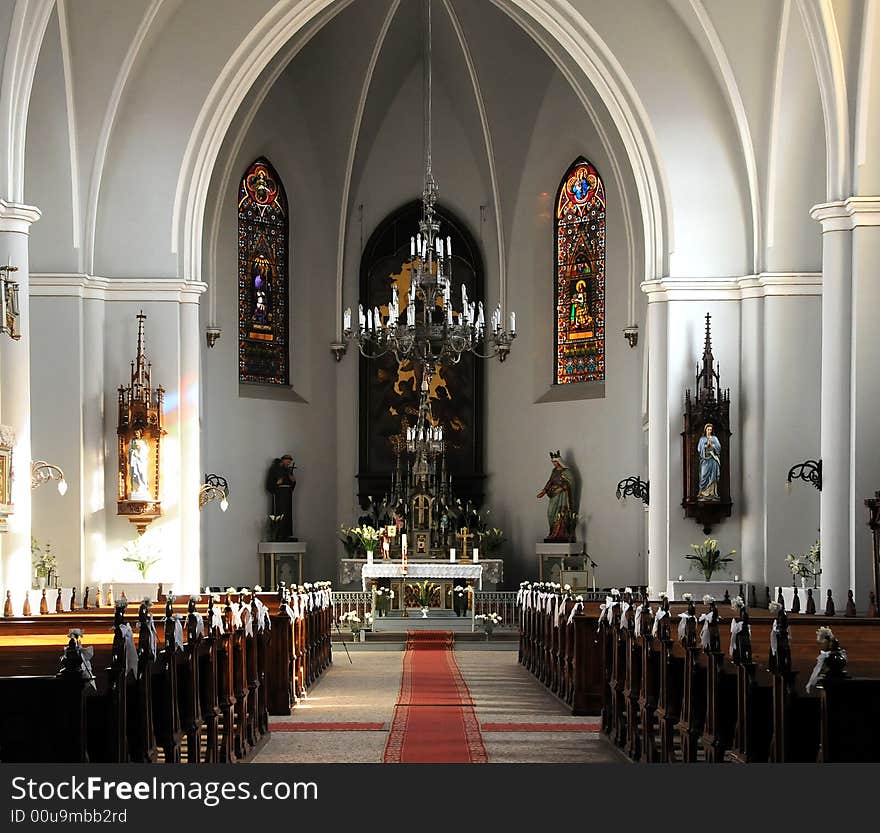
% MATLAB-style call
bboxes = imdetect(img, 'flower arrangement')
[338,525,361,557]
[374,587,393,616]
[702,594,715,605]
[449,584,471,617]
[785,538,821,588]
[685,538,736,581]
[816,625,834,645]
[344,524,381,555]
[731,595,745,611]
[475,612,502,638]
[415,580,439,609]
[479,527,506,555]
[681,592,693,603]
[267,514,285,542]
[768,600,782,614]
[339,610,362,637]
[122,535,161,580]
[31,537,57,588]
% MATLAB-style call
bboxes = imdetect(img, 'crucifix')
[413,494,430,528]
[455,527,474,561]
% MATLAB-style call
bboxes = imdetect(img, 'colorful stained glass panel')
[554,158,605,384]
[238,158,289,385]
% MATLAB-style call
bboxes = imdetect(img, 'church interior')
[0,0,879,767]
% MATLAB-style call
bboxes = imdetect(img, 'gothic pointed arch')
[554,157,606,385]
[238,157,289,385]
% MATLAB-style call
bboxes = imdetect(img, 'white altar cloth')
[361,562,483,591]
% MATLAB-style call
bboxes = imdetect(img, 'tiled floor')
[252,647,621,764]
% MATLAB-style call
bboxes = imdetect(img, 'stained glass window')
[555,157,605,385]
[238,158,289,385]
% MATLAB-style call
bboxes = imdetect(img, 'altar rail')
[472,592,517,631]
[332,591,372,625]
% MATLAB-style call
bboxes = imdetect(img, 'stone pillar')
[811,201,853,599]
[0,200,41,592]
[739,291,764,588]
[645,293,668,592]
[850,202,880,601]
[178,292,203,592]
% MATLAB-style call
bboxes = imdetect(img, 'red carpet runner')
[383,631,488,763]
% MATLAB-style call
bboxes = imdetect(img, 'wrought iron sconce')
[616,475,649,505]
[622,325,639,348]
[199,474,229,512]
[786,458,822,491]
[330,340,347,362]
[31,461,68,495]
[205,326,221,348]
[1,262,21,340]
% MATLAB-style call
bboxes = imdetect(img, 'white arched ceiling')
[11,0,864,286]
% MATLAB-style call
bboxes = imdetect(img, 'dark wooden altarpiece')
[681,314,732,533]
[357,201,485,509]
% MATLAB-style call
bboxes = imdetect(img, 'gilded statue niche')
[117,312,165,534]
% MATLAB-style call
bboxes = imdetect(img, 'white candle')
[437,239,444,258]
[734,575,739,582]
[472,547,479,562]
[449,548,456,562]
[446,236,452,257]
[410,236,415,257]
[510,311,516,334]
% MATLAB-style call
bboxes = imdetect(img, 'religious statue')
[537,451,577,542]
[266,454,297,541]
[697,423,721,501]
[128,429,151,500]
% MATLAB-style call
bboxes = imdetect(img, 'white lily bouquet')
[374,586,393,616]
[785,538,821,589]
[339,610,362,638]
[474,612,502,638]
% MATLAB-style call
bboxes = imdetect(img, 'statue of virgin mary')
[697,423,721,501]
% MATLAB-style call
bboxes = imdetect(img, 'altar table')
[361,562,483,591]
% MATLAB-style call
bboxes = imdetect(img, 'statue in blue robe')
[697,424,721,501]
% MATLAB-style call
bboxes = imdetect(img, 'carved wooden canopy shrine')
[117,311,165,534]
[681,314,732,533]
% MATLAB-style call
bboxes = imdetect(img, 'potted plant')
[374,586,393,617]
[339,610,363,641]
[685,538,735,581]
[31,538,57,589]
[415,580,438,617]
[475,612,502,640]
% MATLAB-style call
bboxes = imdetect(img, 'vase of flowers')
[415,580,438,617]
[339,610,362,640]
[449,584,471,616]
[344,524,380,560]
[685,538,736,581]
[374,586,393,617]
[122,535,161,580]
[475,612,502,640]
[31,537,57,590]
[786,538,821,589]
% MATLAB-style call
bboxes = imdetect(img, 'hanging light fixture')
[340,0,516,366]
[198,474,229,512]
[31,461,68,495]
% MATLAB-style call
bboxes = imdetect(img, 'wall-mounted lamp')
[330,341,347,362]
[616,475,649,505]
[31,460,68,495]
[622,325,639,348]
[199,473,229,512]
[205,326,221,348]
[1,262,21,340]
[786,459,822,491]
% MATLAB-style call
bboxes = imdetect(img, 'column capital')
[0,200,41,233]
[810,197,880,231]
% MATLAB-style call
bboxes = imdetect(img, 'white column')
[645,292,668,592]
[739,291,765,588]
[850,202,880,602]
[0,200,41,593]
[178,291,203,592]
[811,202,854,598]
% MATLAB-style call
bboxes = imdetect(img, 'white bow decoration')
[678,612,693,641]
[729,619,744,658]
[770,620,778,656]
[806,650,830,693]
[699,612,711,649]
[652,608,668,637]
[119,622,139,677]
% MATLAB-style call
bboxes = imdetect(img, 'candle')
[472,547,479,562]
[510,311,516,334]
[446,235,452,257]
[410,236,415,257]
[734,575,739,582]
[449,548,456,563]
[678,575,684,582]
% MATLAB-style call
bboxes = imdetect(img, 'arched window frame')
[237,157,289,386]
[554,156,606,386]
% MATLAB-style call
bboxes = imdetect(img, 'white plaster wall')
[201,70,339,588]
[29,296,83,588]
[486,72,645,589]
[762,294,821,589]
